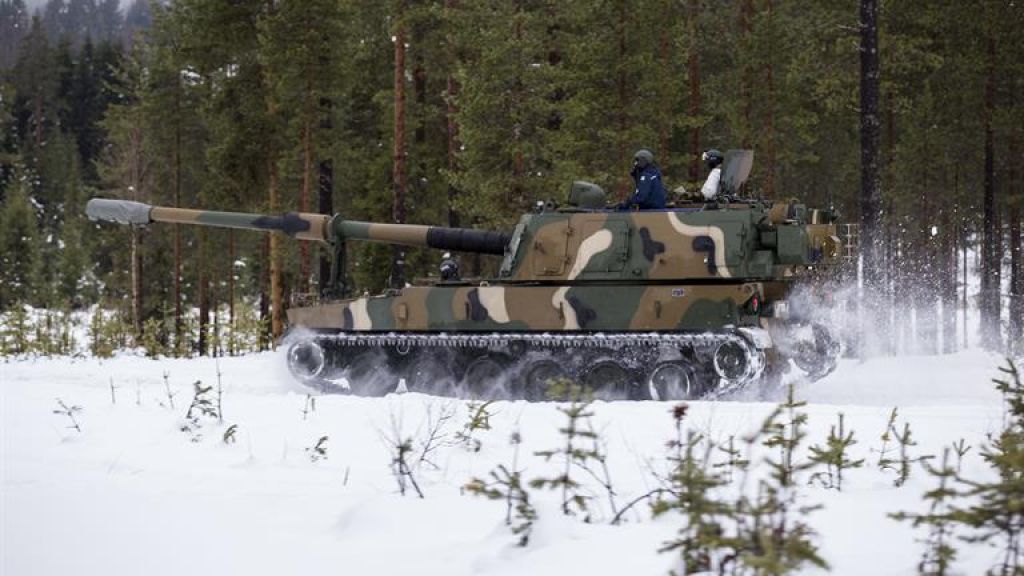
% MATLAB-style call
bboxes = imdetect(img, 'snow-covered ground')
[0,347,1015,576]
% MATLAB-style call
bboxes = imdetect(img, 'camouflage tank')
[86,150,842,401]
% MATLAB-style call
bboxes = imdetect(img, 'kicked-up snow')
[0,347,1013,575]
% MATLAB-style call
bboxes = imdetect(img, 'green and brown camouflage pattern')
[286,283,764,332]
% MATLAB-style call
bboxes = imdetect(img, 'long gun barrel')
[86,199,509,255]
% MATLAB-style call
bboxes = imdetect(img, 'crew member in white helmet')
[700,149,724,201]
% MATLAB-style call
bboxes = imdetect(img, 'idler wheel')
[581,361,641,400]
[287,340,327,382]
[522,359,570,401]
[792,323,840,380]
[713,340,751,382]
[459,354,509,399]
[647,361,698,401]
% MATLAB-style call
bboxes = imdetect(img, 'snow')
[0,347,1015,576]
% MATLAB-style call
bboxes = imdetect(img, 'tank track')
[286,330,770,401]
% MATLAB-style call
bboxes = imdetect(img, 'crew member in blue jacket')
[623,149,666,210]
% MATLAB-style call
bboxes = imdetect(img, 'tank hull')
[282,282,822,401]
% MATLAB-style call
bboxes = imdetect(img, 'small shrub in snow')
[465,430,537,547]
[180,380,219,441]
[53,398,83,433]
[222,424,239,445]
[455,400,495,452]
[306,436,328,462]
[808,412,864,491]
[301,394,317,420]
[383,411,425,498]
[415,402,457,471]
[161,371,178,409]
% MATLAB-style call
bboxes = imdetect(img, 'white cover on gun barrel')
[85,199,153,225]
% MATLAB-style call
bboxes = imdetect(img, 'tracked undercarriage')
[286,329,780,401]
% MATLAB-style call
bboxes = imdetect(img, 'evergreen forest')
[0,0,1021,357]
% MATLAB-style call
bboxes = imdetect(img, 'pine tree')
[0,173,41,308]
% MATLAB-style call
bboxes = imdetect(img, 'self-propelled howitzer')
[86,163,842,401]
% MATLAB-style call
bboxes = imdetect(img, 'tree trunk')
[259,235,270,351]
[299,75,314,291]
[739,0,753,150]
[318,94,334,293]
[391,21,408,289]
[657,0,671,161]
[198,229,209,356]
[228,229,235,355]
[763,0,775,198]
[269,159,283,341]
[173,83,183,354]
[445,0,461,229]
[616,0,629,198]
[859,0,883,355]
[687,0,701,182]
[1009,111,1022,354]
[941,201,957,353]
[981,31,999,349]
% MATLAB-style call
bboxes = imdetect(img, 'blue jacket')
[627,165,666,209]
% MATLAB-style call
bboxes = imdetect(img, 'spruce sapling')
[653,428,731,575]
[876,406,899,471]
[53,398,83,433]
[732,398,829,575]
[890,421,934,487]
[761,385,814,488]
[180,380,218,441]
[891,448,960,576]
[465,430,537,547]
[530,378,595,519]
[951,360,1024,576]
[808,412,865,491]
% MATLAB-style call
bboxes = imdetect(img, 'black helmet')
[702,149,723,169]
[633,149,654,168]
